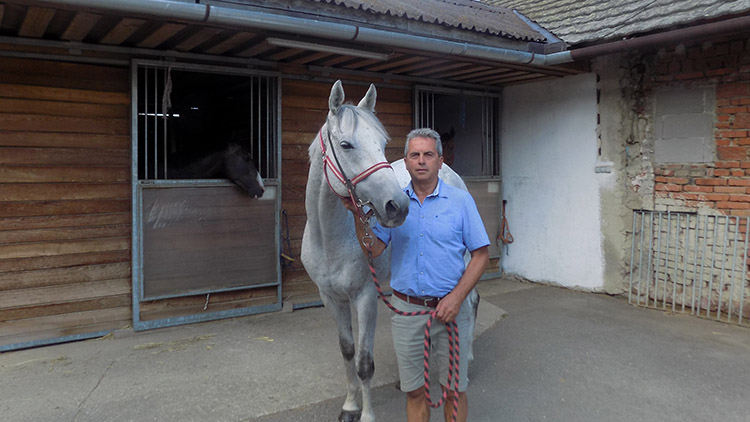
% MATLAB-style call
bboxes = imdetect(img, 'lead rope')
[358,211,460,421]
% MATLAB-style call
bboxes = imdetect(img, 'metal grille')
[629,211,750,325]
[136,62,278,181]
[414,86,500,176]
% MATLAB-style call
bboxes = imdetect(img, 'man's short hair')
[405,128,442,157]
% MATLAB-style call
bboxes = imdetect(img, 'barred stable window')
[415,86,500,177]
[137,64,278,181]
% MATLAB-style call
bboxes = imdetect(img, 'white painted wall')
[501,73,604,290]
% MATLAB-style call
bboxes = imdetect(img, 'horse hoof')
[339,409,361,422]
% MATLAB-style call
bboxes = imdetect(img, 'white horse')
[301,81,409,422]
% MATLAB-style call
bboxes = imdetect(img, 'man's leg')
[407,387,429,422]
[442,389,468,422]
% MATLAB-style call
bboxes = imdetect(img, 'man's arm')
[435,245,489,323]
[341,199,387,258]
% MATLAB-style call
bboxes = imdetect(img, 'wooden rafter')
[61,12,101,42]
[138,23,187,49]
[100,18,146,45]
[204,32,256,55]
[19,7,56,38]
[174,28,223,52]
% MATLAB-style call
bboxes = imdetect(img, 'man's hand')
[340,197,358,213]
[435,291,463,323]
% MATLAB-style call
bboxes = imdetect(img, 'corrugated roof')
[482,0,750,45]
[307,0,545,41]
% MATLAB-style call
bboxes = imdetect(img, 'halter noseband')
[319,128,392,209]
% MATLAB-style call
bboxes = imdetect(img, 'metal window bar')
[629,211,750,326]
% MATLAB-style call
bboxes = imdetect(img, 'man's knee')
[406,387,425,400]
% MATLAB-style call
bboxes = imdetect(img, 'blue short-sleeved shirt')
[372,178,490,298]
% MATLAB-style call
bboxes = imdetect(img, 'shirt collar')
[404,178,448,200]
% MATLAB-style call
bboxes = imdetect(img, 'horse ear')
[329,80,345,115]
[357,83,377,112]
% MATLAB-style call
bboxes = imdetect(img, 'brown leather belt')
[393,290,441,308]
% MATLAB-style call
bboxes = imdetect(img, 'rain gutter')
[29,0,750,67]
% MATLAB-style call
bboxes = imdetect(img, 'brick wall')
[650,35,750,216]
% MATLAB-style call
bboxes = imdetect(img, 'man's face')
[404,136,443,185]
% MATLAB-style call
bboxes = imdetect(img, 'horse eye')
[340,141,354,150]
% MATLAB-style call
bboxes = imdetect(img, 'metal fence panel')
[629,211,750,325]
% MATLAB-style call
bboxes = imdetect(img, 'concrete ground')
[2,277,750,422]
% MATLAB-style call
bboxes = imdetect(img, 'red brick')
[728,179,750,186]
[729,194,750,202]
[718,131,749,139]
[718,201,750,209]
[713,169,731,176]
[707,68,734,77]
[676,71,705,80]
[732,170,745,177]
[684,185,714,193]
[706,194,730,201]
[655,183,682,192]
[728,209,750,217]
[717,124,732,130]
[740,162,750,169]
[717,82,750,98]
[717,146,747,160]
[695,178,727,186]
[739,98,750,106]
[717,114,731,122]
[736,138,750,146]
[673,193,702,201]
[718,106,748,114]
[734,113,750,128]
[715,186,747,193]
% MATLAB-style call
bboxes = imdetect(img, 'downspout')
[27,0,750,67]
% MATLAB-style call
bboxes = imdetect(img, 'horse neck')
[176,151,224,178]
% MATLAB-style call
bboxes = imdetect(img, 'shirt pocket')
[430,213,462,242]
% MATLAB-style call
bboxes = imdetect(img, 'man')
[346,128,489,422]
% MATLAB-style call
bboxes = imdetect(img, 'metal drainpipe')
[20,0,750,67]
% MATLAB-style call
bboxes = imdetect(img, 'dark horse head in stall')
[170,143,265,198]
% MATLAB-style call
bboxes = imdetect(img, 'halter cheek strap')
[319,130,392,202]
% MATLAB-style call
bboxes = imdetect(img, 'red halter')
[319,130,392,201]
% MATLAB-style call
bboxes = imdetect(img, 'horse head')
[223,143,265,198]
[323,80,409,227]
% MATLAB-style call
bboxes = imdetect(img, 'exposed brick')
[717,146,747,160]
[713,169,731,176]
[717,82,750,98]
[718,106,748,114]
[739,98,750,106]
[717,123,732,130]
[715,186,747,193]
[734,113,750,127]
[666,177,689,184]
[655,183,682,192]
[717,201,750,209]
[706,193,730,201]
[732,170,745,177]
[717,114,731,122]
[683,185,714,193]
[729,194,750,202]
[736,138,750,146]
[696,178,727,186]
[728,179,750,186]
[707,68,733,77]
[673,193,702,201]
[728,209,750,217]
[676,71,705,80]
[718,131,749,139]
[717,161,741,168]
[716,136,731,143]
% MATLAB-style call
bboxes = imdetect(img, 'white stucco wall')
[501,73,604,290]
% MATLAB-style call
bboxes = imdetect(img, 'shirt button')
[419,233,423,237]
[420,252,423,256]
[420,272,424,275]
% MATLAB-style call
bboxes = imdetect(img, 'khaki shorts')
[390,294,472,393]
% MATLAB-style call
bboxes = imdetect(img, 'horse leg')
[321,293,362,422]
[352,290,378,422]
